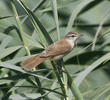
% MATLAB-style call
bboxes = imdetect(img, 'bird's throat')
[66,39,75,48]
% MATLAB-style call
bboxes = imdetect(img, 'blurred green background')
[0,0,110,100]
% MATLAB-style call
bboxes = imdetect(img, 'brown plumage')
[22,55,48,71]
[21,32,81,71]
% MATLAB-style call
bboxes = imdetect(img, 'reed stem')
[10,0,30,56]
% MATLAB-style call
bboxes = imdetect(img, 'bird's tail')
[21,54,48,71]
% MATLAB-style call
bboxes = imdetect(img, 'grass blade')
[75,52,110,87]
[65,0,94,33]
[21,0,45,24]
[24,33,43,48]
[8,79,26,93]
[0,62,52,81]
[50,0,60,40]
[62,63,84,100]
[10,0,30,55]
[18,0,53,47]
[91,9,110,51]
[0,45,22,59]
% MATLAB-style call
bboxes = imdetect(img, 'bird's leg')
[53,60,66,73]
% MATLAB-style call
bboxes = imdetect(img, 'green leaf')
[0,33,12,49]
[66,0,94,33]
[0,68,50,85]
[104,94,110,100]
[17,0,53,47]
[75,52,110,87]
[0,79,13,85]
[24,33,43,48]
[9,93,41,100]
[50,0,60,40]
[0,62,53,81]
[83,82,110,100]
[91,9,110,51]
[8,79,26,93]
[21,0,45,24]
[0,45,22,59]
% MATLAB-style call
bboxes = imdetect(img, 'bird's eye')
[71,35,75,37]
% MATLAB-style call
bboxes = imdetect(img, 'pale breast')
[66,39,75,48]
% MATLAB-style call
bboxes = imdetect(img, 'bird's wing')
[40,39,72,57]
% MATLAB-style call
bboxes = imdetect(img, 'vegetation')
[0,0,110,100]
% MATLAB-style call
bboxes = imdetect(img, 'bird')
[21,32,81,71]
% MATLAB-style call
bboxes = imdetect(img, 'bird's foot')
[53,60,66,73]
